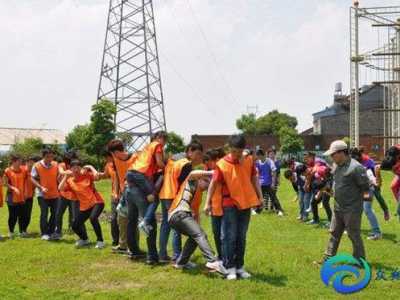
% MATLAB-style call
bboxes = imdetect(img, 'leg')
[266,186,283,212]
[23,198,33,232]
[159,199,172,259]
[324,211,345,258]
[89,203,105,242]
[110,200,120,246]
[211,216,223,260]
[172,229,182,260]
[7,204,18,233]
[71,201,87,237]
[221,207,238,269]
[38,197,49,235]
[143,198,159,224]
[344,211,366,259]
[373,187,389,214]
[118,215,128,249]
[363,200,381,234]
[67,201,73,229]
[48,198,58,235]
[72,209,91,240]
[311,194,321,223]
[125,187,141,254]
[235,209,251,269]
[55,198,69,235]
[17,204,25,233]
[322,193,332,222]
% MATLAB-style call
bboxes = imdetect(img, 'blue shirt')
[256,159,276,186]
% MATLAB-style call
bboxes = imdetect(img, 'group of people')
[1,134,399,278]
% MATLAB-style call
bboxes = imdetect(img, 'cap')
[324,140,348,156]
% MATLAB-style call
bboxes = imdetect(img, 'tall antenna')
[97,0,166,150]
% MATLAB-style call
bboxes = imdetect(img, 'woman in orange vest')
[206,135,263,280]
[168,170,226,275]
[3,154,27,238]
[59,160,105,249]
[31,148,60,241]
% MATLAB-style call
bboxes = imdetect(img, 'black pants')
[38,197,58,236]
[20,197,33,232]
[72,203,104,242]
[261,185,283,212]
[7,203,26,233]
[55,198,75,234]
[111,200,119,246]
[311,192,332,223]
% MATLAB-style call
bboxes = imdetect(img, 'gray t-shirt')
[332,158,369,213]
[168,180,197,221]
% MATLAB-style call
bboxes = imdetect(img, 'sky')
[0,0,397,140]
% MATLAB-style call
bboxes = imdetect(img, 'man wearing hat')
[316,140,370,264]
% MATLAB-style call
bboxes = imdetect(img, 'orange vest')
[0,178,3,207]
[105,162,118,200]
[67,174,97,211]
[4,167,26,204]
[59,163,76,201]
[23,166,35,199]
[169,178,202,215]
[216,155,260,210]
[113,153,138,195]
[210,184,224,217]
[130,141,162,176]
[35,161,59,199]
[159,158,190,200]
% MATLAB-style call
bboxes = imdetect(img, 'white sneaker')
[138,220,153,237]
[206,260,227,275]
[251,209,257,216]
[367,233,382,241]
[226,268,237,280]
[237,267,252,279]
[41,234,50,241]
[174,261,198,270]
[75,239,90,247]
[277,211,284,217]
[95,241,106,249]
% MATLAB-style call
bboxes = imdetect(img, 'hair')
[10,154,21,163]
[28,155,41,162]
[152,131,168,141]
[186,141,204,153]
[306,151,316,157]
[63,150,78,165]
[283,169,293,179]
[203,153,210,163]
[381,145,400,170]
[41,147,55,157]
[70,159,82,168]
[206,148,223,161]
[350,148,362,162]
[267,148,276,155]
[107,139,124,153]
[256,149,266,156]
[228,134,246,149]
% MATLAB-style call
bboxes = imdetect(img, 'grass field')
[0,171,399,299]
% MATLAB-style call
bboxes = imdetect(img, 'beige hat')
[324,140,348,156]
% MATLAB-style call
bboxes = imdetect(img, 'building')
[0,127,66,152]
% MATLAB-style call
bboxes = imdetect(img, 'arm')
[83,165,100,180]
[187,170,213,180]
[204,178,218,215]
[30,166,48,193]
[155,152,166,169]
[3,173,20,196]
[353,166,370,199]
[58,174,69,191]
[251,175,263,204]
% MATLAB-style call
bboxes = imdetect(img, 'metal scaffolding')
[97,0,166,151]
[350,2,400,151]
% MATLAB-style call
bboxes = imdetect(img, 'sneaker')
[384,211,390,221]
[75,239,90,247]
[8,232,15,239]
[324,222,331,229]
[367,232,375,237]
[128,250,147,260]
[159,256,172,263]
[20,232,29,238]
[251,209,258,216]
[95,241,106,249]
[112,245,127,253]
[296,215,302,220]
[344,230,348,235]
[174,261,198,270]
[237,267,252,279]
[146,258,159,265]
[226,268,237,280]
[51,233,62,241]
[41,234,51,241]
[367,233,382,240]
[206,261,227,275]
[138,221,153,237]
[307,220,319,225]
[277,211,284,217]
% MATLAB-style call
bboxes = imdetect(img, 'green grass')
[0,172,400,299]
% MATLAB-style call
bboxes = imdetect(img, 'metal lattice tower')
[97,0,166,150]
[349,2,400,151]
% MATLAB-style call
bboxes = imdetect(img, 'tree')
[165,131,185,154]
[11,137,44,158]
[278,126,304,155]
[236,113,257,135]
[66,124,91,150]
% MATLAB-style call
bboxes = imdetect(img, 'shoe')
[112,245,127,253]
[51,233,62,241]
[226,268,237,280]
[174,261,198,270]
[251,209,258,216]
[146,259,159,265]
[324,222,331,229]
[129,250,147,260]
[75,239,90,247]
[367,232,375,237]
[159,256,172,263]
[297,215,302,220]
[367,233,382,240]
[237,267,252,279]
[20,232,29,238]
[307,220,319,225]
[8,232,15,239]
[277,211,284,217]
[95,241,106,249]
[344,230,348,235]
[384,211,390,221]
[138,221,152,237]
[147,194,155,203]
[41,234,50,241]
[206,261,227,275]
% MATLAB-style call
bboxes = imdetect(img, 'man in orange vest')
[206,135,263,280]
[31,148,60,241]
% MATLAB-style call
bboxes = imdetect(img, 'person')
[31,148,60,240]
[54,151,78,239]
[3,154,27,238]
[350,148,382,240]
[106,139,142,257]
[21,155,39,235]
[59,160,105,249]
[0,172,3,239]
[168,170,226,275]
[206,134,263,280]
[255,149,284,216]
[374,163,390,221]
[316,140,369,265]
[284,163,308,221]
[158,141,204,262]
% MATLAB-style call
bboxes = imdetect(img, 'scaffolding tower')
[97,0,166,151]
[350,2,400,152]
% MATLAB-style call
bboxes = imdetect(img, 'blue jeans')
[363,200,381,234]
[211,216,223,260]
[159,199,182,259]
[302,191,313,219]
[298,189,305,217]
[221,207,251,269]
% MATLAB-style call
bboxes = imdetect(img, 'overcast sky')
[0,0,397,140]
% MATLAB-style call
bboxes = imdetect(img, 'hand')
[12,187,20,196]
[41,186,49,193]
[64,170,73,176]
[203,204,211,216]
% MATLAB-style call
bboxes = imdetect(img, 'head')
[197,176,211,191]
[27,155,40,169]
[267,149,276,160]
[350,147,362,163]
[381,145,400,170]
[256,149,266,161]
[152,131,168,146]
[228,134,246,161]
[70,159,82,177]
[205,148,223,170]
[186,141,204,166]
[42,148,55,164]
[325,140,349,165]
[304,151,316,166]
[63,150,78,166]
[283,169,293,181]
[106,139,125,159]
[10,154,22,169]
